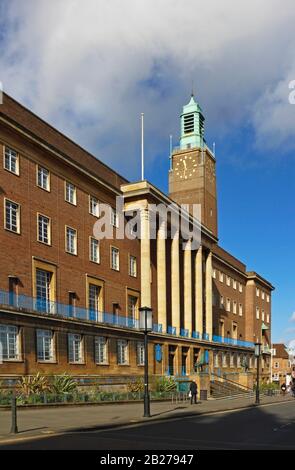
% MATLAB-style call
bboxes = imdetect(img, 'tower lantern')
[180,94,205,150]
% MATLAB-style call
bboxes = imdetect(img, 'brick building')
[0,92,274,390]
[271,344,291,385]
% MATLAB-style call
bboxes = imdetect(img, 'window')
[267,295,270,303]
[222,353,227,367]
[36,268,54,313]
[95,336,108,364]
[274,362,279,369]
[219,272,224,283]
[66,226,77,255]
[65,181,77,205]
[214,352,219,367]
[220,296,224,308]
[230,353,235,368]
[273,373,279,381]
[90,237,100,263]
[233,300,237,314]
[117,339,128,365]
[68,334,83,363]
[262,309,265,321]
[37,166,50,191]
[37,214,51,245]
[111,246,119,271]
[256,307,260,320]
[239,303,243,316]
[226,275,231,287]
[267,314,270,323]
[212,269,216,279]
[256,288,260,297]
[262,291,265,300]
[0,325,19,360]
[88,283,102,321]
[128,295,138,322]
[37,329,54,361]
[111,208,119,228]
[5,199,20,233]
[89,196,99,217]
[184,113,194,134]
[129,255,137,277]
[4,146,19,175]
[239,283,243,293]
[137,342,145,365]
[226,298,231,312]
[233,280,237,290]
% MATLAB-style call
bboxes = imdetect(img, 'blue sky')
[0,0,295,346]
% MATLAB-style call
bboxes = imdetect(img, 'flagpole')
[169,134,173,170]
[141,113,144,181]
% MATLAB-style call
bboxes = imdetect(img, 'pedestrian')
[281,383,286,395]
[291,381,295,398]
[189,380,198,404]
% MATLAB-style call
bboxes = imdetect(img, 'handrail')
[210,372,253,391]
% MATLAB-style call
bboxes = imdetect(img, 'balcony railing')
[0,290,165,333]
[212,334,254,349]
[180,328,189,337]
[192,331,200,339]
[167,326,177,336]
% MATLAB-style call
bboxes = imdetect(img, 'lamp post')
[139,306,153,417]
[254,342,262,404]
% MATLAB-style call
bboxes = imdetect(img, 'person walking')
[189,380,198,404]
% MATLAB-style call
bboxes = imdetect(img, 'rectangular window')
[233,280,237,290]
[37,329,54,361]
[0,325,19,360]
[239,283,243,293]
[90,237,100,263]
[129,255,137,277]
[95,336,108,364]
[212,269,216,279]
[89,196,99,217]
[267,314,270,323]
[220,296,224,308]
[117,339,128,365]
[110,208,119,228]
[226,298,231,312]
[256,288,260,297]
[233,301,237,314]
[65,181,77,205]
[4,146,19,175]
[267,295,270,303]
[38,214,51,245]
[37,166,50,191]
[214,352,219,367]
[274,362,279,369]
[68,334,83,363]
[66,226,77,255]
[137,341,145,365]
[111,246,119,271]
[36,268,53,313]
[262,291,265,300]
[88,284,101,320]
[239,303,243,316]
[262,309,265,321]
[256,307,260,320]
[128,295,138,322]
[5,199,20,233]
[226,275,231,287]
[219,272,224,283]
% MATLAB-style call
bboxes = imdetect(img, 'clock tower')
[169,94,218,237]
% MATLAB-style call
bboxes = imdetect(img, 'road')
[0,401,294,450]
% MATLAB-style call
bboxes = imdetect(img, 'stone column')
[140,208,151,308]
[205,250,213,340]
[195,246,203,336]
[171,230,180,333]
[157,220,167,332]
[184,239,192,335]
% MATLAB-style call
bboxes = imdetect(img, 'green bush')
[155,376,177,392]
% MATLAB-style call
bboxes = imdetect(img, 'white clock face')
[175,156,197,179]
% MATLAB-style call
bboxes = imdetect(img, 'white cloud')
[1,0,295,178]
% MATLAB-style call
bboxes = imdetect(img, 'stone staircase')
[210,377,253,399]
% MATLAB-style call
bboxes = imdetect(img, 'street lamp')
[254,342,262,404]
[139,306,153,418]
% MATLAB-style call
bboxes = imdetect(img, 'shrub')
[155,376,177,392]
[49,373,78,395]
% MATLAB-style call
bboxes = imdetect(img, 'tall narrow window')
[4,146,19,175]
[111,247,119,271]
[128,295,138,322]
[38,214,51,245]
[5,199,20,233]
[110,208,119,228]
[95,336,108,364]
[37,329,54,361]
[68,334,83,363]
[90,237,100,263]
[117,339,128,365]
[0,325,19,360]
[65,181,77,205]
[36,268,53,313]
[66,226,77,255]
[129,255,137,277]
[88,283,101,321]
[37,166,50,191]
[89,196,99,217]
[137,341,145,365]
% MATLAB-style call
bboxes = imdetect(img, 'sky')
[0,0,295,347]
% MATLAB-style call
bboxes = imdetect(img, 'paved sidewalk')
[0,394,292,444]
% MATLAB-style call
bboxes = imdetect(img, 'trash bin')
[200,389,208,401]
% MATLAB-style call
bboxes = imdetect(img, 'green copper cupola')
[180,94,205,150]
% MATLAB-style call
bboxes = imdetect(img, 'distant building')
[272,344,291,385]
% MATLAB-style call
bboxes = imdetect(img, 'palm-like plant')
[18,373,50,396]
[50,373,78,394]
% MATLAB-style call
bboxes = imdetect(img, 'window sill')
[37,360,57,364]
[117,363,130,366]
[68,362,86,365]
[95,362,110,366]
[1,359,24,363]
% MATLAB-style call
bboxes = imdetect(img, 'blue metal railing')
[153,323,163,333]
[212,334,254,349]
[192,331,200,339]
[202,333,210,341]
[180,328,189,337]
[167,326,177,335]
